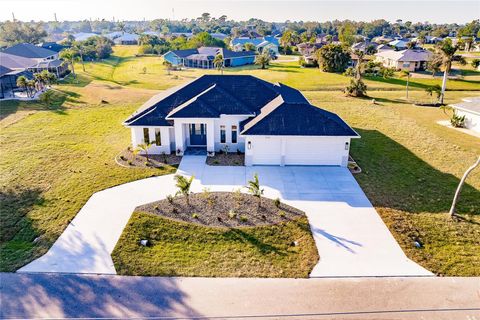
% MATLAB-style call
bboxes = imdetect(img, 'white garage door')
[251,137,282,165]
[284,137,344,166]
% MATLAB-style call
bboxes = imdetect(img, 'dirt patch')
[206,152,244,166]
[116,148,182,169]
[136,191,304,228]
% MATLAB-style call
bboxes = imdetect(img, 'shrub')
[228,210,237,219]
[127,160,133,166]
[450,112,466,128]
[279,211,286,217]
[274,197,281,208]
[240,215,248,222]
[138,44,154,55]
[154,205,159,210]
[345,78,367,97]
[120,155,126,161]
[192,213,199,219]
[167,194,175,204]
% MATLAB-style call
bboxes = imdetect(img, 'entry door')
[189,124,207,146]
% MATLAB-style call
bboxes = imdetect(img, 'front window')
[155,128,161,146]
[403,62,410,68]
[220,125,226,143]
[231,125,237,143]
[143,128,149,144]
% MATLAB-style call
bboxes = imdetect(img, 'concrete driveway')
[20,155,432,277]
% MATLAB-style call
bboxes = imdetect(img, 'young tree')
[39,90,54,107]
[338,22,357,46]
[425,85,441,104]
[316,44,351,72]
[163,60,173,75]
[174,174,194,205]
[400,70,411,100]
[255,53,271,69]
[213,54,224,74]
[16,76,29,97]
[246,173,264,208]
[59,48,79,78]
[134,142,153,162]
[435,39,467,104]
[449,156,480,218]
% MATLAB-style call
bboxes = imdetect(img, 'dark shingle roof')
[0,52,36,69]
[2,43,57,59]
[170,49,199,58]
[124,75,358,137]
[0,65,12,77]
[40,42,66,53]
[168,47,255,60]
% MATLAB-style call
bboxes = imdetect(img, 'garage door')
[284,137,343,166]
[251,137,282,165]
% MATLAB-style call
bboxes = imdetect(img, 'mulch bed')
[136,191,304,228]
[116,148,182,169]
[206,153,245,166]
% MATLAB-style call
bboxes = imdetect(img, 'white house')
[375,49,432,71]
[124,75,359,167]
[451,97,480,133]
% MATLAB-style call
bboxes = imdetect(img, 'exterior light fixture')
[247,141,252,150]
[345,142,349,150]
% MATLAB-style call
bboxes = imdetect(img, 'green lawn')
[74,46,480,92]
[1,46,479,275]
[112,212,319,277]
[0,100,176,271]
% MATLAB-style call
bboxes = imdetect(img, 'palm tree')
[27,80,36,98]
[174,174,194,205]
[449,156,480,218]
[246,173,264,208]
[400,70,411,100]
[255,53,270,69]
[39,90,54,107]
[213,54,224,74]
[353,50,365,80]
[134,142,153,162]
[425,85,441,104]
[16,76,28,97]
[59,48,78,78]
[435,39,466,104]
[163,60,173,75]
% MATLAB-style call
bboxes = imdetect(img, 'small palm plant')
[213,54,224,74]
[255,53,271,69]
[134,142,153,162]
[175,174,194,205]
[246,173,264,208]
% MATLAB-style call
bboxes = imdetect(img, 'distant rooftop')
[2,43,57,59]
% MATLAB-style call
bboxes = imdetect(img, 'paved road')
[1,273,478,319]
[20,155,431,277]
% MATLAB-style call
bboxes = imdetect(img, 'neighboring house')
[0,65,33,99]
[113,33,139,45]
[124,75,359,166]
[170,32,194,39]
[230,36,279,55]
[376,44,394,52]
[104,31,124,40]
[351,41,378,53]
[163,47,256,69]
[297,42,323,56]
[39,42,66,53]
[71,32,99,41]
[451,97,480,133]
[2,43,59,62]
[372,35,394,44]
[210,33,228,41]
[375,49,432,71]
[388,39,408,50]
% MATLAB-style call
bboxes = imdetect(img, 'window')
[231,125,238,143]
[155,128,161,146]
[403,62,410,68]
[143,128,149,144]
[220,125,226,143]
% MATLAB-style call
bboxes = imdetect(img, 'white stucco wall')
[129,126,172,154]
[244,135,353,167]
[456,109,480,133]
[214,115,250,153]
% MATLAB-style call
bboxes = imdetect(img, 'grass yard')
[74,46,480,92]
[112,212,318,277]
[1,45,479,275]
[0,100,176,271]
[305,90,480,276]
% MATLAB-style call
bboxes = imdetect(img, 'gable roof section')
[2,43,57,59]
[375,49,432,62]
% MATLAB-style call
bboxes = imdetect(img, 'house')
[297,42,323,56]
[104,31,124,40]
[230,36,279,55]
[2,43,59,62]
[163,47,256,69]
[1,44,69,77]
[376,44,394,52]
[372,35,394,44]
[123,75,359,166]
[451,97,480,133]
[113,33,139,45]
[71,32,99,41]
[210,33,228,41]
[374,49,432,71]
[39,42,66,53]
[388,39,408,50]
[351,41,378,53]
[0,65,33,99]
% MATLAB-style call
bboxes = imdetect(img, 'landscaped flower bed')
[115,148,182,169]
[206,152,244,166]
[112,191,319,277]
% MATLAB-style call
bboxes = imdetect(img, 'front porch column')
[206,120,215,155]
[174,122,185,154]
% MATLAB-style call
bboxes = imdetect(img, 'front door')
[189,123,207,146]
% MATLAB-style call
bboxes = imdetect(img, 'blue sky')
[1,0,478,23]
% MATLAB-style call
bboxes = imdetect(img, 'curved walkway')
[20,155,433,277]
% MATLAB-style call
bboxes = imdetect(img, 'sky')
[0,0,478,24]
